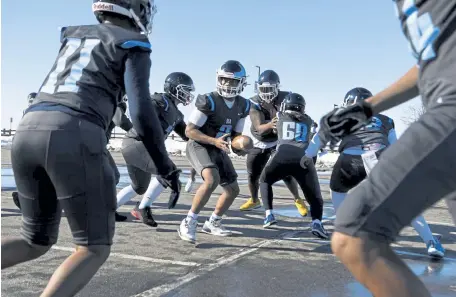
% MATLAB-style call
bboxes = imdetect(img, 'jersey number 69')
[282,122,308,142]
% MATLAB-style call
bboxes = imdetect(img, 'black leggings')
[247,147,293,200]
[127,165,152,195]
[259,148,323,220]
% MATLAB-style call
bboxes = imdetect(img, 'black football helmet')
[92,0,157,35]
[216,60,247,98]
[280,92,306,114]
[342,87,372,107]
[164,72,195,105]
[27,92,37,106]
[255,70,280,103]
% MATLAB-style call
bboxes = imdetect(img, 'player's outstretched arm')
[124,50,176,176]
[367,66,419,114]
[250,108,276,135]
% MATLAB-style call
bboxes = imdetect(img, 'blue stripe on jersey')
[250,99,261,110]
[161,95,169,111]
[120,40,152,49]
[207,94,215,111]
[244,98,251,113]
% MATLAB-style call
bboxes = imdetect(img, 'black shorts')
[121,137,158,194]
[12,111,116,246]
[330,149,385,193]
[260,147,322,203]
[246,147,275,183]
[335,98,456,242]
[107,151,120,185]
[186,140,237,186]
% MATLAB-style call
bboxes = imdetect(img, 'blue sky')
[1,0,422,134]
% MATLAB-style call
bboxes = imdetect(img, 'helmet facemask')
[170,84,195,106]
[256,82,279,103]
[216,73,246,98]
[342,95,358,107]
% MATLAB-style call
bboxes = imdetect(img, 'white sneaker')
[185,179,194,193]
[178,217,198,243]
[201,219,232,237]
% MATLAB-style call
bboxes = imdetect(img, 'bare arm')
[249,108,275,135]
[185,123,217,145]
[367,66,419,114]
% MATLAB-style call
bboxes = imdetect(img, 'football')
[231,135,254,151]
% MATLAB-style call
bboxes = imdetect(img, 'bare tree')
[401,103,426,126]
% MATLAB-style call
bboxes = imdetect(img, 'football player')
[319,1,456,295]
[1,1,181,295]
[239,70,309,217]
[178,60,250,243]
[326,87,444,257]
[258,93,328,238]
[115,72,195,227]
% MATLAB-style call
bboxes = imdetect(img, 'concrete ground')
[1,149,455,297]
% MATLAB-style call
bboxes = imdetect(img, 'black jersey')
[249,91,289,142]
[394,0,456,105]
[338,114,394,152]
[276,111,314,151]
[194,92,250,139]
[126,93,184,140]
[33,24,151,130]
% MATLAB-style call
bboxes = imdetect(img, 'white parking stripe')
[51,246,200,267]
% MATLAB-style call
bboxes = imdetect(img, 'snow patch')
[1,135,339,168]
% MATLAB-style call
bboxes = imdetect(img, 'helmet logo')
[92,3,114,11]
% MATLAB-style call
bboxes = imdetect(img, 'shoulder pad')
[274,91,289,107]
[119,40,151,51]
[379,114,395,129]
[249,95,261,104]
[59,26,68,43]
[249,96,261,111]
[195,93,215,114]
[115,29,152,51]
[152,93,170,111]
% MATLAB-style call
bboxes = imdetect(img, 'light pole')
[255,65,261,79]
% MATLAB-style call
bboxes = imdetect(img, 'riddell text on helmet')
[93,3,114,11]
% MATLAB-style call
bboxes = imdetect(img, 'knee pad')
[132,184,147,195]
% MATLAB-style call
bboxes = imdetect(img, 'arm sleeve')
[234,117,246,133]
[174,120,189,141]
[187,108,208,127]
[124,50,175,175]
[388,128,398,145]
[305,133,321,158]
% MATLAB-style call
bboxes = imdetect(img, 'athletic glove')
[156,169,182,209]
[318,100,374,149]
